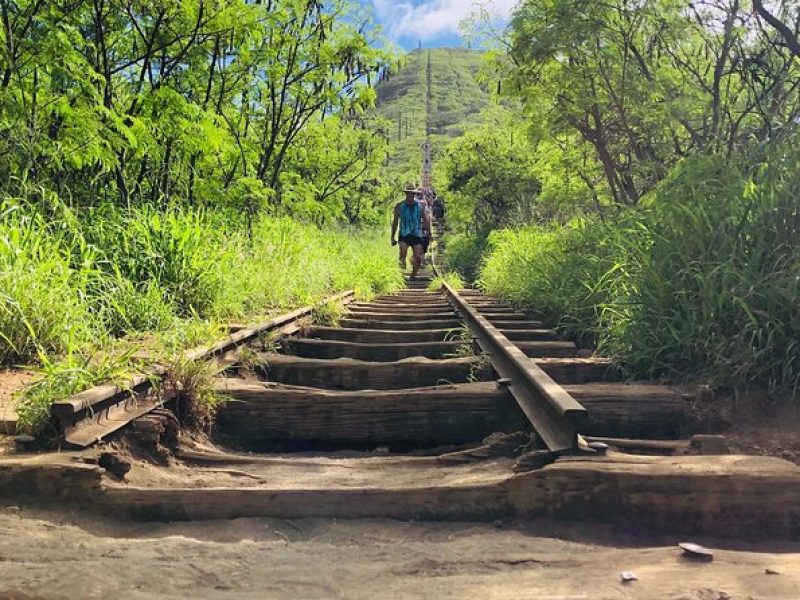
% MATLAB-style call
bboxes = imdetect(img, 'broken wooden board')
[92,453,800,539]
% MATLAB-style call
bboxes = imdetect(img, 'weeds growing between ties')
[1,198,403,434]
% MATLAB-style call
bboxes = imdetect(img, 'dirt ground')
[0,369,34,434]
[0,508,798,600]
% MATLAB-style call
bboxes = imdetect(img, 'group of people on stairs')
[390,186,445,281]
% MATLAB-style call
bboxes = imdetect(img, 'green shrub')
[606,154,800,390]
[479,147,800,392]
[0,203,98,363]
[2,197,403,432]
[480,218,639,347]
[444,232,488,282]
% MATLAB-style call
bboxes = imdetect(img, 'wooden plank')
[213,380,690,446]
[568,383,689,438]
[97,454,800,540]
[340,318,463,331]
[214,381,525,449]
[498,329,558,341]
[348,306,453,314]
[346,309,457,319]
[309,327,455,344]
[258,354,489,389]
[534,358,621,383]
[480,313,532,321]
[342,312,458,322]
[361,301,452,309]
[284,338,466,361]
[517,341,578,358]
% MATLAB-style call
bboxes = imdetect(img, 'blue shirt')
[399,201,423,237]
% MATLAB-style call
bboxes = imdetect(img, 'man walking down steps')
[391,186,430,281]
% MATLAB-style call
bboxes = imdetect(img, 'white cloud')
[372,0,518,43]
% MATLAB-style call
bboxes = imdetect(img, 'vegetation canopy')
[3,0,800,433]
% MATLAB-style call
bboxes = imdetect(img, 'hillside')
[374,48,490,179]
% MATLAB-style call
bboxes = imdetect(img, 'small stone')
[14,434,36,451]
[512,450,554,473]
[98,452,132,480]
[679,542,714,561]
[689,435,730,455]
[765,568,781,575]
[588,441,609,455]
[620,571,638,583]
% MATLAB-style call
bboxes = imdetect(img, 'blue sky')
[363,1,518,51]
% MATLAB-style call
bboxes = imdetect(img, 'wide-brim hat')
[403,186,419,194]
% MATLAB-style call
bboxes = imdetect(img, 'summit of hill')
[374,48,490,176]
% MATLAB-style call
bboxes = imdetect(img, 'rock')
[98,452,132,480]
[512,450,554,473]
[689,435,729,455]
[13,435,36,451]
[620,571,638,583]
[765,568,781,575]
[588,441,609,455]
[678,542,714,561]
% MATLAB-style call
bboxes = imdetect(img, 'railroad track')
[9,222,799,538]
[211,271,687,456]
[51,220,690,460]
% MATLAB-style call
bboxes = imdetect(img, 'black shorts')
[399,234,423,248]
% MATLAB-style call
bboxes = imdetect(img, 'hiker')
[419,192,433,266]
[431,193,445,221]
[391,186,430,281]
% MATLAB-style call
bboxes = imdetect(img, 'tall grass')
[443,232,488,283]
[479,148,800,393]
[1,197,402,432]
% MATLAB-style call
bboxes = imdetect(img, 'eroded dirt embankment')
[0,508,799,600]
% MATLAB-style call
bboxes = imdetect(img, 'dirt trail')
[0,508,798,600]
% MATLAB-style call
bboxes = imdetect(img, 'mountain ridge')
[374,48,490,178]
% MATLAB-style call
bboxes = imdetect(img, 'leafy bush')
[480,218,638,347]
[444,232,488,282]
[1,198,401,367]
[0,203,99,363]
[479,148,800,392]
[609,154,800,389]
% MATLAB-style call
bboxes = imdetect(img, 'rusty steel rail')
[441,282,587,454]
[50,290,355,448]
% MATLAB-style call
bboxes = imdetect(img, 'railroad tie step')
[498,329,559,341]
[213,381,524,449]
[308,327,455,344]
[342,311,458,322]
[516,341,579,358]
[258,353,490,390]
[340,318,463,331]
[283,338,467,361]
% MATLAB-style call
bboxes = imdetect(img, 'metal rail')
[442,282,587,454]
[50,291,355,448]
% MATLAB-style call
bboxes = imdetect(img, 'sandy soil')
[0,368,35,431]
[720,393,800,465]
[0,508,798,600]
